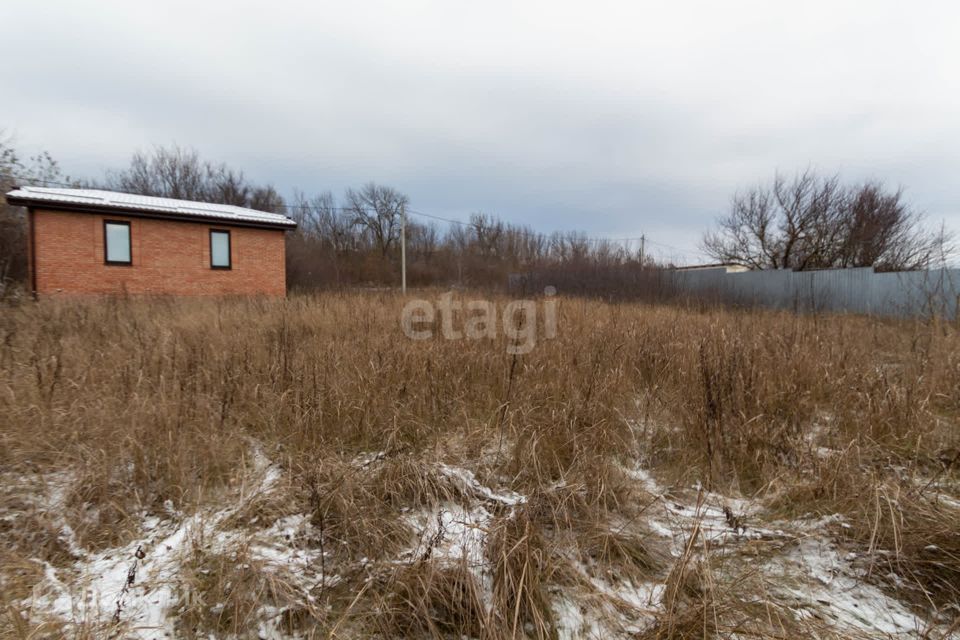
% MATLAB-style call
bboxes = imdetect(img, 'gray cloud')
[3,0,958,262]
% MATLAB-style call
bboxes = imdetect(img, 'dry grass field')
[1,292,958,639]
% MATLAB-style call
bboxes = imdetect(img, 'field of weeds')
[1,292,958,639]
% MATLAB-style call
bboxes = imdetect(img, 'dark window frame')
[103,220,132,266]
[210,228,232,270]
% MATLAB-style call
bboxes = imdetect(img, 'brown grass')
[176,533,316,637]
[0,291,958,636]
[368,560,488,638]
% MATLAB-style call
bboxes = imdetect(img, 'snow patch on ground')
[767,537,928,637]
[438,463,525,506]
[625,465,942,639]
[405,505,493,567]
[11,454,954,639]
[21,452,286,637]
[624,466,781,552]
[552,594,604,639]
[400,465,525,611]
[28,512,194,637]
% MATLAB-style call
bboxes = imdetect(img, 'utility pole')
[400,203,407,294]
[639,234,645,268]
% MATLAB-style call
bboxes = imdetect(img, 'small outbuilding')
[5,186,297,296]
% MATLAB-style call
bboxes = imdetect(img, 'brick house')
[5,186,297,296]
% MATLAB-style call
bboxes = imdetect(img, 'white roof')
[5,186,296,228]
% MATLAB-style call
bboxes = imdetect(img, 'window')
[210,229,231,269]
[104,221,131,265]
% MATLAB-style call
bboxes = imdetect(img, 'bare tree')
[470,213,504,257]
[105,145,285,212]
[249,185,285,214]
[0,133,71,288]
[106,145,208,200]
[702,171,952,271]
[837,182,949,271]
[550,231,591,264]
[344,183,408,257]
[292,191,352,251]
[408,221,439,263]
[209,166,252,206]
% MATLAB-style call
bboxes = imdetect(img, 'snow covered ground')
[10,450,957,639]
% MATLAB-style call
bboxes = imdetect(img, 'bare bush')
[702,170,954,271]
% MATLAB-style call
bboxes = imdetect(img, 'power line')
[644,237,703,255]
[407,208,701,254]
[406,208,479,228]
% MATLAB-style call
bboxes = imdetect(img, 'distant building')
[5,186,297,296]
[672,263,750,273]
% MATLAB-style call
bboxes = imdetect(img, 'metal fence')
[668,266,960,320]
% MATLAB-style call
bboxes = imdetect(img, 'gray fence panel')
[668,267,960,320]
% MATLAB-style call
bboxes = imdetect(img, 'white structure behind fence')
[668,266,960,320]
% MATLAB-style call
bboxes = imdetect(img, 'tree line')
[284,185,656,291]
[0,142,653,292]
[0,138,953,295]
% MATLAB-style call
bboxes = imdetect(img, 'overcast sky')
[3,0,958,263]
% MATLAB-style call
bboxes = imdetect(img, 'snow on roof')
[5,186,297,229]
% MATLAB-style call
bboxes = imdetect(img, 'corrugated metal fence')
[668,267,960,320]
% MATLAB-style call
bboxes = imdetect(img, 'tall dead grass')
[0,292,957,635]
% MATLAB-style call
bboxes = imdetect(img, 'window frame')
[209,228,232,270]
[103,220,132,266]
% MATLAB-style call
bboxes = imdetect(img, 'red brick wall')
[30,208,287,296]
